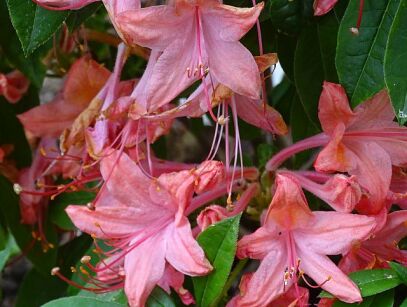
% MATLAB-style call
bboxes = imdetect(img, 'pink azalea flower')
[0,70,30,104]
[314,82,407,214]
[66,151,227,306]
[18,56,110,138]
[267,82,407,215]
[231,174,376,306]
[117,0,263,111]
[313,0,338,16]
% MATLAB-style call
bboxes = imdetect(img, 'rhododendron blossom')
[232,175,376,306]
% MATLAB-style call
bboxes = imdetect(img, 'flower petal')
[313,0,339,16]
[165,217,212,276]
[295,212,375,255]
[65,205,141,239]
[116,6,191,50]
[297,246,362,303]
[124,235,166,307]
[318,82,355,134]
[236,249,289,307]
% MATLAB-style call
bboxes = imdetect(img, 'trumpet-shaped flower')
[66,151,225,306]
[117,0,263,111]
[232,174,376,306]
[314,82,407,214]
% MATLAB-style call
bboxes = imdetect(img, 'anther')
[51,267,60,276]
[217,115,228,125]
[13,183,22,195]
[81,255,92,264]
[350,27,359,35]
[87,202,96,211]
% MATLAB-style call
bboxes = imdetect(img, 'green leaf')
[65,2,102,32]
[75,289,128,305]
[16,268,67,307]
[333,288,394,307]
[0,100,32,168]
[0,233,19,271]
[50,191,95,230]
[388,261,407,285]
[401,297,407,307]
[41,296,125,307]
[384,0,407,124]
[294,11,339,128]
[336,0,399,107]
[146,287,176,307]
[0,176,58,275]
[320,269,402,299]
[193,214,241,307]
[6,0,69,55]
[0,1,46,88]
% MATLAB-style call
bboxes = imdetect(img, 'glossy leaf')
[336,0,399,107]
[75,289,128,305]
[401,297,407,307]
[16,268,67,307]
[388,261,407,285]
[320,269,402,298]
[384,0,407,124]
[6,0,69,55]
[65,2,102,32]
[193,214,241,307]
[41,296,125,307]
[0,1,46,88]
[0,176,58,275]
[294,11,339,128]
[146,287,176,307]
[0,233,19,271]
[333,288,394,307]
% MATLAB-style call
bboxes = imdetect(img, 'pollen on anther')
[350,27,359,35]
[51,267,60,276]
[87,202,95,211]
[81,255,92,264]
[13,183,22,195]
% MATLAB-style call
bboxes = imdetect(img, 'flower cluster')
[6,0,407,307]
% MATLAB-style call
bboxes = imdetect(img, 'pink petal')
[116,6,191,50]
[165,217,212,276]
[295,212,375,255]
[197,205,228,231]
[318,82,355,134]
[367,210,407,248]
[234,95,288,135]
[313,0,339,16]
[33,0,98,10]
[203,31,260,99]
[314,124,356,173]
[237,226,283,260]
[349,90,396,130]
[124,234,166,307]
[100,151,158,210]
[297,246,362,303]
[202,2,264,42]
[236,249,289,307]
[345,141,392,214]
[65,205,141,239]
[144,38,201,111]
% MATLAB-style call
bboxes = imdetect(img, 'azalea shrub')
[1,0,407,306]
